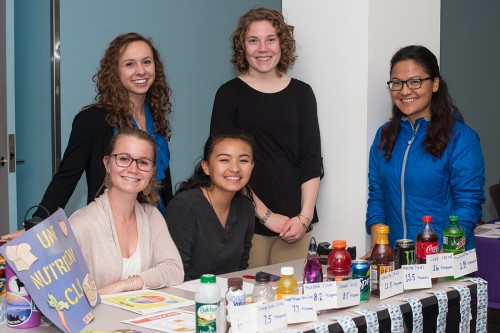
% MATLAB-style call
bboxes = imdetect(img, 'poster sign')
[0,208,100,333]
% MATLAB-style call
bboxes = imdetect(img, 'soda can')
[351,259,370,302]
[394,239,415,269]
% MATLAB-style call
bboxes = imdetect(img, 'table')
[474,219,500,309]
[3,260,481,333]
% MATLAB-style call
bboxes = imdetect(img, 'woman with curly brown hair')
[210,7,322,267]
[31,32,174,220]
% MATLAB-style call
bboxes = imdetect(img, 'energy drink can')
[394,239,415,269]
[351,259,370,302]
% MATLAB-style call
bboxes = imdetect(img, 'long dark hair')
[379,45,457,159]
[177,129,255,200]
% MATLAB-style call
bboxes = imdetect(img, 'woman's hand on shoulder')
[264,213,289,234]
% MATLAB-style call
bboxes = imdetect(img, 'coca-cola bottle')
[416,215,438,283]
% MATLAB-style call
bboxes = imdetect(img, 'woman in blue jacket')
[366,45,485,254]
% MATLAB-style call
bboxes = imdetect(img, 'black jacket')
[34,105,172,218]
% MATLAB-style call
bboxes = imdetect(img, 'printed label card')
[453,249,478,278]
[282,294,318,324]
[427,253,454,278]
[256,300,287,333]
[335,279,360,308]
[379,269,404,300]
[402,264,432,290]
[302,281,336,311]
[228,303,258,333]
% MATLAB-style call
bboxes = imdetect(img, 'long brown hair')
[93,32,172,139]
[231,7,296,76]
[379,45,456,159]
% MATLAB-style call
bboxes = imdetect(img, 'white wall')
[282,0,440,255]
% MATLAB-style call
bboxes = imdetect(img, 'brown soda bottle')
[370,225,394,296]
[416,215,438,284]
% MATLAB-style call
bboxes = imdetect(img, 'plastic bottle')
[327,240,352,281]
[416,216,438,284]
[251,272,275,303]
[276,267,299,300]
[303,237,324,284]
[443,215,466,280]
[195,274,220,333]
[225,277,245,333]
[370,225,394,296]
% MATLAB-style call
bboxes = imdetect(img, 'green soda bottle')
[443,215,465,280]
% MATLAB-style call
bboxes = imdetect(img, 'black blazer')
[34,105,173,218]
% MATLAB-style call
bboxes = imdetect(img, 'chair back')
[489,183,500,218]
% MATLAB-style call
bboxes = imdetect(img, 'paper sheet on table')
[475,226,500,238]
[122,309,196,333]
[101,289,195,314]
[172,277,254,296]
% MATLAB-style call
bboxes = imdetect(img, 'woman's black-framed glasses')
[111,153,155,172]
[387,77,433,91]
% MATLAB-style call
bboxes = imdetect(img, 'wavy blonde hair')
[93,32,172,139]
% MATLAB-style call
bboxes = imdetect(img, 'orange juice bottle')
[276,266,299,300]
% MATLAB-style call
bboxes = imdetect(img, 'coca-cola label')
[416,241,438,259]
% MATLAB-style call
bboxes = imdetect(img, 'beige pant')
[248,232,312,268]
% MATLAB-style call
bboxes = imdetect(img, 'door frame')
[0,0,17,234]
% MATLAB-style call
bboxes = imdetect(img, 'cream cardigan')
[69,190,184,290]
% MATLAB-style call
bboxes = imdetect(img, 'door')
[0,0,16,235]
[14,0,54,225]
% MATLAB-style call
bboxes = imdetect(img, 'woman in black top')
[210,8,322,267]
[2,32,174,240]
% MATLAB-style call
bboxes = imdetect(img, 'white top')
[121,245,142,279]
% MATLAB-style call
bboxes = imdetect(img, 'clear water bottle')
[251,272,275,303]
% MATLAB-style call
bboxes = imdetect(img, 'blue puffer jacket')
[366,116,485,251]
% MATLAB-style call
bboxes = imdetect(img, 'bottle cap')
[332,240,346,248]
[376,225,389,234]
[228,277,243,288]
[255,271,270,283]
[449,215,459,222]
[200,274,216,283]
[281,266,294,276]
[422,215,433,222]
[309,237,318,252]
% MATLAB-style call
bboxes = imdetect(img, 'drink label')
[282,294,318,324]
[256,301,287,333]
[302,281,336,310]
[453,249,478,278]
[336,279,360,308]
[228,303,258,333]
[196,302,218,333]
[443,236,466,252]
[416,241,438,259]
[428,253,454,278]
[379,269,404,300]
[402,264,432,289]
